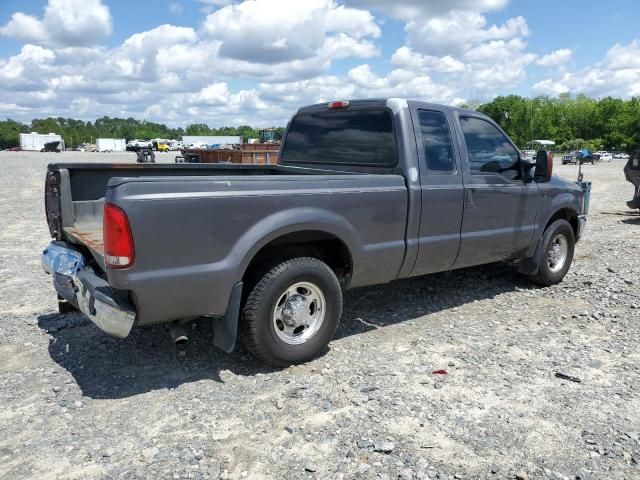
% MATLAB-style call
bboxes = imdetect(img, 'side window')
[418,110,455,172]
[460,116,519,177]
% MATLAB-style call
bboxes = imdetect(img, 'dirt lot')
[0,151,638,480]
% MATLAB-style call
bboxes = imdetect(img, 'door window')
[460,116,520,177]
[418,110,455,172]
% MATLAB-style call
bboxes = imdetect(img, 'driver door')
[453,114,538,269]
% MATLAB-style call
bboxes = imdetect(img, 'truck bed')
[45,162,396,271]
[45,163,280,267]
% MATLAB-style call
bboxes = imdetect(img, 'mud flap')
[213,282,243,353]
[517,237,544,275]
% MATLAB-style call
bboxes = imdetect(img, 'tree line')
[0,116,285,150]
[476,94,640,152]
[1,94,639,151]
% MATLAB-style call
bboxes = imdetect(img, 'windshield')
[281,108,397,167]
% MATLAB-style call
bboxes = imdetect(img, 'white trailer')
[182,136,242,147]
[19,132,65,151]
[96,138,126,152]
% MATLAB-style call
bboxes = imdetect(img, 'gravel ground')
[0,151,638,480]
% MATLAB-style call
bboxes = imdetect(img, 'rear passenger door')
[453,114,538,269]
[409,107,465,276]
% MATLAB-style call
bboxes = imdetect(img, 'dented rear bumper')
[42,241,136,338]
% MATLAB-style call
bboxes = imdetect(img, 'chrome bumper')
[577,214,587,240]
[42,241,135,338]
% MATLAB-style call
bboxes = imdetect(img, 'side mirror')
[534,151,553,182]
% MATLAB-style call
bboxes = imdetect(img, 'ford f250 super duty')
[42,99,587,366]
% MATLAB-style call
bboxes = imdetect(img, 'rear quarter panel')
[106,174,408,324]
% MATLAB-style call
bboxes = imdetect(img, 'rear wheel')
[528,219,575,286]
[241,257,342,367]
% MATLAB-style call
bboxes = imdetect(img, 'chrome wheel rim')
[272,281,326,345]
[547,234,568,273]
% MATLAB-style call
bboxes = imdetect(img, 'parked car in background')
[576,150,595,164]
[562,151,579,164]
[562,150,595,165]
[594,151,612,162]
[186,141,210,149]
[614,152,629,160]
[521,150,536,162]
[168,140,183,151]
[624,150,640,209]
[126,139,152,151]
[151,139,170,152]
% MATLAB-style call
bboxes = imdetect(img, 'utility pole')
[530,97,534,144]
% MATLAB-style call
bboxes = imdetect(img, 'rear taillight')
[103,203,135,269]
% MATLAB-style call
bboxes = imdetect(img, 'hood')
[549,175,582,193]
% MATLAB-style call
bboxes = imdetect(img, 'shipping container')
[181,144,280,164]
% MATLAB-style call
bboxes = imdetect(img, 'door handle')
[465,189,475,208]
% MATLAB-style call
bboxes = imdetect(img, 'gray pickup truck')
[42,99,586,366]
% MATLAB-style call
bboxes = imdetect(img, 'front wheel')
[528,219,575,286]
[241,257,343,367]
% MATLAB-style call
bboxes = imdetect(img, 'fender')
[520,199,580,275]
[528,192,581,250]
[209,209,360,350]
[228,206,362,285]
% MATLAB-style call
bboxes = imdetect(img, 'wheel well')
[242,231,353,289]
[546,208,578,237]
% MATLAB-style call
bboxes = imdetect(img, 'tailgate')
[45,165,107,268]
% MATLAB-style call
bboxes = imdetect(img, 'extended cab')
[42,99,587,366]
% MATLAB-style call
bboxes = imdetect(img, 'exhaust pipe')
[169,321,188,345]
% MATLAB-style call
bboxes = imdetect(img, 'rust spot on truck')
[110,163,147,169]
[64,227,104,254]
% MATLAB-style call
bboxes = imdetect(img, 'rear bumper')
[42,241,136,338]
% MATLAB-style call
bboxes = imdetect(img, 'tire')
[241,257,342,367]
[528,219,575,286]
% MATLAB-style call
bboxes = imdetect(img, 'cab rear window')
[281,109,397,167]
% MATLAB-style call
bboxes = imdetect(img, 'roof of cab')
[296,98,487,118]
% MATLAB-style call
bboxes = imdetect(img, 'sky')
[0,0,639,127]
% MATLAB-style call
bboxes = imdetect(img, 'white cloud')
[464,39,536,96]
[345,0,508,20]
[391,46,466,74]
[108,25,198,80]
[0,45,55,88]
[531,78,570,97]
[325,5,381,39]
[406,12,528,56]
[536,48,572,67]
[533,40,640,98]
[201,0,379,64]
[0,0,112,47]
[192,82,231,105]
[602,39,640,69]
